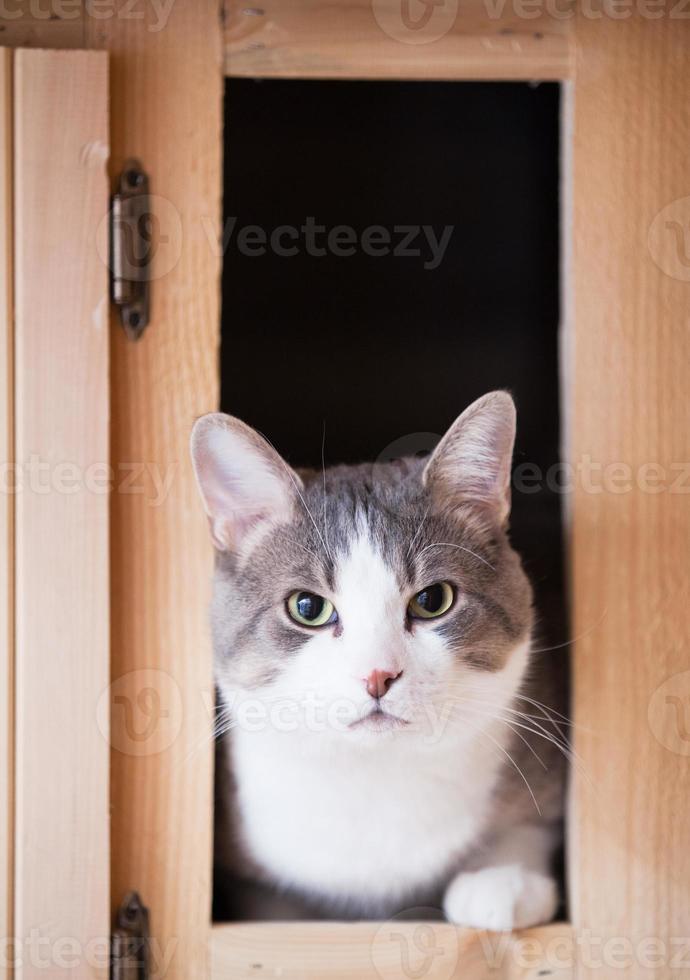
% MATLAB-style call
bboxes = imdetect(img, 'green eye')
[287,591,337,628]
[408,581,454,620]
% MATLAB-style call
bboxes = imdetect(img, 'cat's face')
[192,392,533,748]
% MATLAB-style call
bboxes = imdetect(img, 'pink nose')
[365,669,402,700]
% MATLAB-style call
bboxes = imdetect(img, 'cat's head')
[191,392,533,747]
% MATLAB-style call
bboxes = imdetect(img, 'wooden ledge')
[211,920,573,978]
[223,0,574,81]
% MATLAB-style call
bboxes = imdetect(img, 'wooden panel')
[211,922,574,978]
[13,49,109,980]
[0,46,13,980]
[83,5,223,978]
[0,11,85,50]
[224,0,573,80]
[568,18,690,974]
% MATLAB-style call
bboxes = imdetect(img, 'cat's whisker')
[453,692,575,730]
[444,685,570,741]
[457,704,572,761]
[283,536,323,565]
[444,692,594,791]
[406,506,430,560]
[463,715,542,816]
[511,693,574,726]
[430,700,546,814]
[259,430,334,562]
[512,691,593,738]
[529,606,608,656]
[321,420,331,557]
[477,712,548,771]
[510,693,571,744]
[452,680,582,733]
[441,712,564,785]
[415,541,495,571]
[446,689,574,753]
[461,693,573,746]
[175,710,237,769]
[291,475,334,562]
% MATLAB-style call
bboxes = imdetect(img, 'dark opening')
[217,78,567,921]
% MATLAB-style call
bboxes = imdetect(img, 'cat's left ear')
[423,391,516,526]
[190,413,302,552]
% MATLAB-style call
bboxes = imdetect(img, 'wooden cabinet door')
[2,48,110,980]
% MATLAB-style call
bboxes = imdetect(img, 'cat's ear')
[190,413,302,552]
[423,391,516,526]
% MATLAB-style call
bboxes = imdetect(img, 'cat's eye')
[287,591,338,628]
[408,581,454,620]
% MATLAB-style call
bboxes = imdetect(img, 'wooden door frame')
[1,46,110,980]
[0,46,13,980]
[2,5,690,979]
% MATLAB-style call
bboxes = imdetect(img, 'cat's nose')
[365,669,402,699]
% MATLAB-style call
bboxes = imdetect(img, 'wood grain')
[0,46,13,980]
[211,921,574,978]
[83,5,223,977]
[13,49,109,980]
[568,17,690,974]
[0,12,85,50]
[223,0,573,80]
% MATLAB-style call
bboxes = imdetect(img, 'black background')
[222,80,560,472]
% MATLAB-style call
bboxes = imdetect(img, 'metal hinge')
[110,161,151,341]
[111,892,150,980]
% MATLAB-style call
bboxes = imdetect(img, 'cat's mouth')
[348,706,409,732]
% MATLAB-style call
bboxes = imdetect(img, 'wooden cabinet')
[1,8,689,979]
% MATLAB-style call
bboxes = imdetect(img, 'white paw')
[443,865,557,931]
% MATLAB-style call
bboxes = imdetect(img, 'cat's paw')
[443,865,557,931]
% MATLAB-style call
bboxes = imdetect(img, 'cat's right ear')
[190,414,302,552]
[423,391,516,527]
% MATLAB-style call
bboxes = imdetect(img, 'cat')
[191,391,566,928]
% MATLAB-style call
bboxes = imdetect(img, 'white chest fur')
[230,726,504,913]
